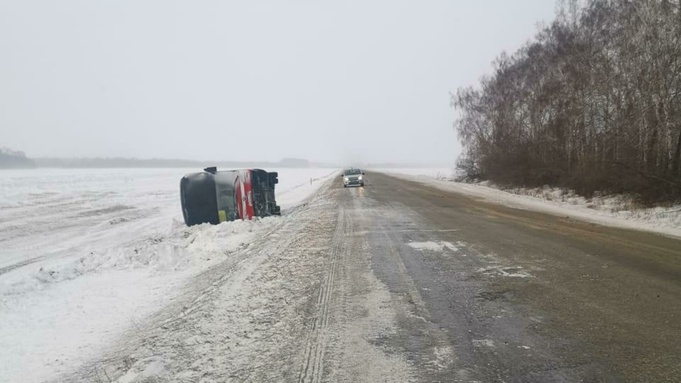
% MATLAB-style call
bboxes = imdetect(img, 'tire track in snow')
[298,208,346,383]
[0,256,45,276]
[318,190,414,383]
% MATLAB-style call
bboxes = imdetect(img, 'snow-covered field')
[375,168,681,238]
[370,167,455,180]
[0,167,337,383]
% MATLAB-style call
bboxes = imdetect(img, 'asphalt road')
[339,172,681,382]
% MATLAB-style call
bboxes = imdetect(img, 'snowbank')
[0,217,275,382]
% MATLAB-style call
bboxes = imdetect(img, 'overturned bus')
[180,167,281,226]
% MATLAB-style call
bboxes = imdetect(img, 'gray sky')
[1,1,556,165]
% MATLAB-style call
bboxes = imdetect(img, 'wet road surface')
[339,172,681,382]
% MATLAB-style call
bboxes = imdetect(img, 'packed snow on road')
[0,168,337,383]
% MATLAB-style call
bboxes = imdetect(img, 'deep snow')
[0,167,337,383]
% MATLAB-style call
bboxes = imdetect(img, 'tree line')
[453,0,681,203]
[0,148,36,169]
[33,157,314,168]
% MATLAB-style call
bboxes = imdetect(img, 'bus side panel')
[214,171,239,222]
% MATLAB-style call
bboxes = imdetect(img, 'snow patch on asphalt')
[329,275,413,382]
[408,240,464,256]
[430,346,455,370]
[408,241,445,252]
[472,339,496,348]
[478,265,532,278]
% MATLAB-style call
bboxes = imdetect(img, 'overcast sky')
[1,1,556,165]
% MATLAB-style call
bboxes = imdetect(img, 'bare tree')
[453,0,681,203]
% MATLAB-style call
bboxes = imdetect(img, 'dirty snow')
[408,241,447,252]
[377,168,681,238]
[472,339,496,348]
[407,241,461,254]
[477,265,532,278]
[0,167,337,383]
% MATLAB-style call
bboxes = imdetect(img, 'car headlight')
[358,176,363,180]
[344,177,349,181]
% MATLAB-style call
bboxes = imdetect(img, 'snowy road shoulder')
[374,169,681,239]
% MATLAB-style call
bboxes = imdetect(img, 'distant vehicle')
[342,168,365,187]
[180,167,281,226]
